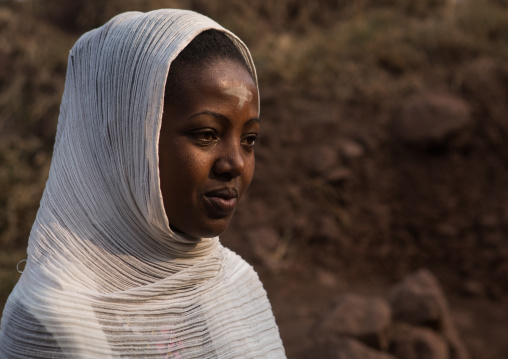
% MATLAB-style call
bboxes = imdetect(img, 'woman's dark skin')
[159,58,259,239]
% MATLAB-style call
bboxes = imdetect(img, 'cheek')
[242,155,256,190]
[160,147,200,205]
[173,148,215,195]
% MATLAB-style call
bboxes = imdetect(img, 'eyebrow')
[189,110,260,126]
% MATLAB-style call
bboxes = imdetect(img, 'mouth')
[204,188,239,215]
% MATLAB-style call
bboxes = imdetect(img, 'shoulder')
[219,246,265,289]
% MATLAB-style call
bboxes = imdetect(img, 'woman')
[0,9,285,358]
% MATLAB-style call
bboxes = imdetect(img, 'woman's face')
[159,58,259,239]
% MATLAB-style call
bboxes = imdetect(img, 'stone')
[435,223,459,238]
[303,145,338,176]
[443,319,470,359]
[317,269,338,288]
[388,269,470,359]
[326,167,352,184]
[479,213,498,228]
[246,227,283,269]
[461,58,508,134]
[339,139,365,160]
[462,280,484,298]
[319,294,392,350]
[390,323,449,359]
[314,215,341,243]
[304,338,397,359]
[393,92,472,148]
[388,269,445,329]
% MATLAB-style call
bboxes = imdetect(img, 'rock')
[314,215,341,242]
[317,268,338,288]
[479,213,498,228]
[339,139,365,160]
[326,167,352,184]
[461,58,508,134]
[462,280,484,298]
[305,338,397,359]
[247,227,283,269]
[390,323,449,359]
[388,269,470,359]
[388,268,445,329]
[435,223,459,238]
[393,93,472,148]
[319,294,392,350]
[443,318,470,359]
[303,145,338,176]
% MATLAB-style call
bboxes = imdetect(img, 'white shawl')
[0,9,285,358]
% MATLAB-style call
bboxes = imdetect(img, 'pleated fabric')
[0,9,285,358]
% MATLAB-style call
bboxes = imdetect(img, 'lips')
[204,188,239,215]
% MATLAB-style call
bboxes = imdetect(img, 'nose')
[213,141,245,179]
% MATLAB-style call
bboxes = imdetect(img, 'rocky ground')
[221,80,508,358]
[1,1,508,358]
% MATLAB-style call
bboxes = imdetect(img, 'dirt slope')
[1,1,508,357]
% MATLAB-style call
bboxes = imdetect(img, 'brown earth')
[221,85,508,358]
[1,1,508,358]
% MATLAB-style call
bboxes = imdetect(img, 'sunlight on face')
[159,59,259,239]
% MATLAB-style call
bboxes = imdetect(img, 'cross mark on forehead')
[223,85,253,108]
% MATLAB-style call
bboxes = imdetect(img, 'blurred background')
[1,0,507,358]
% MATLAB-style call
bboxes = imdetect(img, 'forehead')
[193,58,256,88]
[163,58,259,123]
[167,58,258,108]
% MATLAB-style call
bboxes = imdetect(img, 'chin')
[198,223,230,239]
[197,214,234,238]
[173,219,231,239]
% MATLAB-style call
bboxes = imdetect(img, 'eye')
[191,129,218,145]
[241,134,257,149]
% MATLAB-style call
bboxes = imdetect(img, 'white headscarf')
[0,9,285,358]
